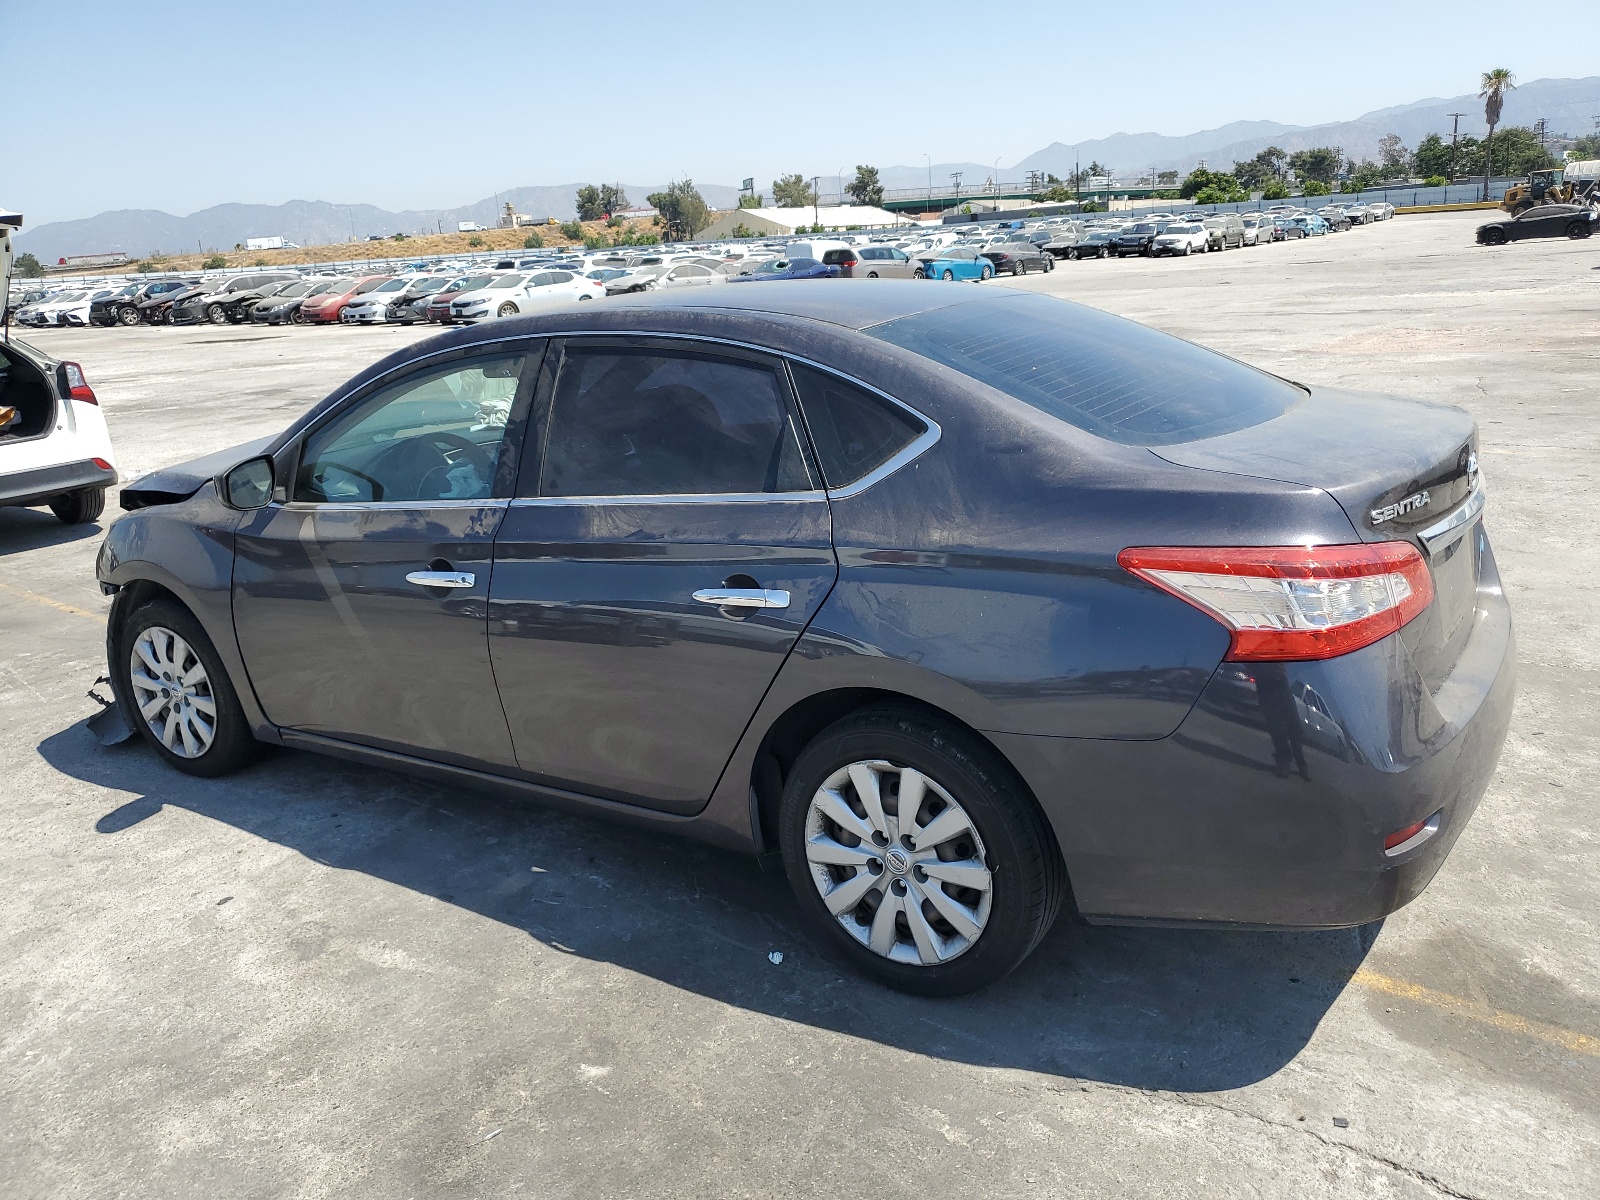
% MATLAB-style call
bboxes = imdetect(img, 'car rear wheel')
[115,598,261,778]
[779,705,1066,996]
[48,487,105,524]
[1567,222,1591,240]
[867,271,879,278]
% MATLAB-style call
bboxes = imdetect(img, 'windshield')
[374,278,410,292]
[1129,224,1156,234]
[866,293,1305,447]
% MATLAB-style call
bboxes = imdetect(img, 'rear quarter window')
[865,293,1305,447]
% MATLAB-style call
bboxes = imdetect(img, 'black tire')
[1098,247,1109,259]
[113,597,261,778]
[941,269,954,281]
[778,705,1066,996]
[117,306,141,327]
[1567,222,1591,240]
[289,308,307,324]
[913,268,925,279]
[980,265,993,280]
[48,487,105,524]
[1011,261,1023,276]
[1066,248,1078,260]
[1481,227,1507,246]
[206,303,228,324]
[497,301,519,317]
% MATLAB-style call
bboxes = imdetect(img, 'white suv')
[1,208,120,524]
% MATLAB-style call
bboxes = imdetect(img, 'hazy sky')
[10,0,1600,225]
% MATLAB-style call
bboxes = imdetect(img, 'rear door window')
[865,292,1304,446]
[538,347,814,497]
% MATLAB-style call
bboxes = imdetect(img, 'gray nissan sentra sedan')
[96,282,1514,995]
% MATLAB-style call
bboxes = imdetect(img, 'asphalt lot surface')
[3,211,1596,1198]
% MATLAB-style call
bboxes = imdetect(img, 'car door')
[232,344,541,769]
[487,338,838,813]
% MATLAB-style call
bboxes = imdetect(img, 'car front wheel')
[779,705,1066,996]
[497,302,519,317]
[114,597,261,777]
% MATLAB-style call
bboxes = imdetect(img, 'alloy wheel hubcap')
[804,760,993,966]
[129,626,216,758]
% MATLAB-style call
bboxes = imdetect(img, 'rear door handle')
[406,570,475,589]
[692,588,790,609]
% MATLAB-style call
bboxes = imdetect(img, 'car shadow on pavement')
[42,723,1378,1094]
[0,506,104,554]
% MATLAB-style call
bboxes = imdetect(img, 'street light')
[811,176,820,230]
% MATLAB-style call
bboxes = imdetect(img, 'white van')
[785,239,850,262]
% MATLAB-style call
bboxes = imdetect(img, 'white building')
[696,204,906,240]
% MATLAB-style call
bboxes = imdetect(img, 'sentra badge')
[1370,491,1431,525]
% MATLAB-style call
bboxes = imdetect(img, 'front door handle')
[406,570,475,589]
[692,588,790,609]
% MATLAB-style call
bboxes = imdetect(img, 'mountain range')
[18,77,1598,260]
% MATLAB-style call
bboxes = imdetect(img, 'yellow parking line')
[1353,967,1600,1058]
[0,580,106,622]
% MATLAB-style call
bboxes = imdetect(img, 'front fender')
[99,486,276,739]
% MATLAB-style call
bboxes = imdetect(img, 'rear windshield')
[865,293,1305,446]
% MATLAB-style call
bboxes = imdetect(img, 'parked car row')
[8,199,1403,332]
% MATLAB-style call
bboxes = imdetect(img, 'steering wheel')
[371,431,497,500]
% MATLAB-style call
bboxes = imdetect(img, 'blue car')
[727,257,840,283]
[1284,214,1329,239]
[916,247,994,281]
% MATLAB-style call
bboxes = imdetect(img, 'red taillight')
[92,457,112,470]
[61,361,98,404]
[1117,542,1434,662]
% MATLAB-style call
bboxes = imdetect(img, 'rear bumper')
[0,458,119,507]
[996,529,1516,928]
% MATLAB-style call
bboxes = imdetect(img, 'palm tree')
[1480,69,1516,199]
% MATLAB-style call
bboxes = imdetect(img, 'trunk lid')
[1153,385,1483,687]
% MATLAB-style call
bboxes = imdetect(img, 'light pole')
[925,154,932,211]
[1449,112,1467,181]
[810,177,820,230]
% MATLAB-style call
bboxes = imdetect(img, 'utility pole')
[810,177,819,230]
[1448,113,1467,180]
[1534,117,1549,152]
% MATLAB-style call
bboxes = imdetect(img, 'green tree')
[647,179,711,242]
[1038,185,1075,202]
[730,223,757,239]
[13,251,44,278]
[575,183,629,221]
[1412,133,1454,179]
[1261,180,1290,201]
[1288,148,1341,185]
[1480,68,1516,187]
[737,192,764,208]
[559,220,584,240]
[1346,159,1385,191]
[1569,133,1600,159]
[1422,175,1449,187]
[1483,126,1554,176]
[846,165,884,207]
[202,255,227,269]
[1302,180,1331,197]
[1181,167,1243,201]
[1232,146,1287,192]
[771,173,816,207]
[468,235,484,247]
[1377,135,1409,173]
[523,231,544,248]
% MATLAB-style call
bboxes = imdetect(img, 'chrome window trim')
[512,490,828,508]
[278,498,511,512]
[1416,484,1485,555]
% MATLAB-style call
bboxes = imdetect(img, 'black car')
[1111,221,1171,256]
[136,279,214,325]
[171,273,302,325]
[1066,229,1117,259]
[91,280,195,327]
[97,283,1513,996]
[979,242,1053,275]
[249,280,341,325]
[1476,204,1598,245]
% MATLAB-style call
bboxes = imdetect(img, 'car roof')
[592,279,985,330]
